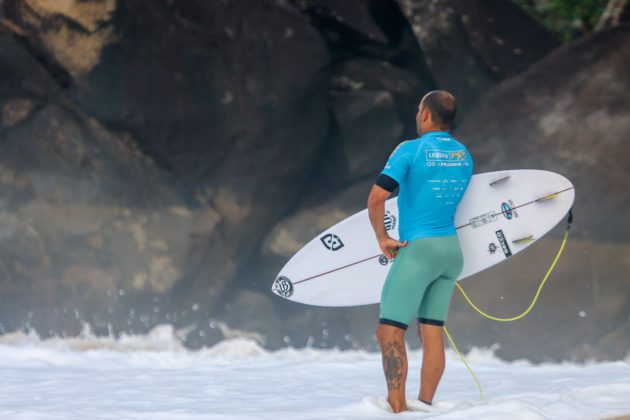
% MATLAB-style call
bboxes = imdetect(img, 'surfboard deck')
[271,170,575,307]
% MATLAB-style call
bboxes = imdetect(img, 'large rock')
[450,24,630,361]
[262,179,374,262]
[398,0,559,115]
[294,0,390,45]
[294,0,433,72]
[313,59,432,191]
[1,0,331,310]
[293,1,434,195]
[0,27,222,335]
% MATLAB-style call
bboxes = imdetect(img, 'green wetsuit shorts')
[379,234,463,330]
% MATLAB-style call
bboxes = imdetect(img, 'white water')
[0,325,628,420]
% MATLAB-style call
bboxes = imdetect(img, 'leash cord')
[445,210,572,401]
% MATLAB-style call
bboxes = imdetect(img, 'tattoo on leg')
[382,341,406,391]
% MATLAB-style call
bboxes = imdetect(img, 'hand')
[379,237,408,260]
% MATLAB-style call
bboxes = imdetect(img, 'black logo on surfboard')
[320,233,344,251]
[272,276,294,298]
[384,211,397,231]
[488,243,497,254]
[495,230,512,257]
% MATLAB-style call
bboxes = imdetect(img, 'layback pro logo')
[426,150,468,161]
[425,149,470,167]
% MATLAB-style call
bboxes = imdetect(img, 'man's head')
[416,90,457,134]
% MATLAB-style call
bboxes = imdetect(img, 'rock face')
[450,24,630,361]
[0,26,221,335]
[0,0,331,324]
[398,0,559,115]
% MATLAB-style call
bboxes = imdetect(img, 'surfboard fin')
[512,235,534,244]
[489,175,511,186]
[535,192,560,202]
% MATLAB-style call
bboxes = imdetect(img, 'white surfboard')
[271,170,575,307]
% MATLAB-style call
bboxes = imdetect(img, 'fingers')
[384,243,402,259]
[379,238,408,259]
[389,239,407,249]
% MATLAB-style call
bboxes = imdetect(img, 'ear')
[422,107,431,123]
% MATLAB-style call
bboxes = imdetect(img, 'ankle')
[388,398,407,413]
[419,398,432,406]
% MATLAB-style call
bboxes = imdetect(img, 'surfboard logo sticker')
[488,243,497,254]
[272,276,294,298]
[470,211,498,228]
[501,202,513,219]
[378,255,389,265]
[384,211,397,231]
[320,233,344,251]
[495,230,512,257]
[501,199,518,220]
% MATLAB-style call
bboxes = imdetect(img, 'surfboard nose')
[271,275,294,298]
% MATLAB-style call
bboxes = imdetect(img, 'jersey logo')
[320,233,344,251]
[426,149,470,168]
[450,151,467,160]
[425,150,468,161]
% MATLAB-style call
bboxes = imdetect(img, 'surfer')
[367,90,473,413]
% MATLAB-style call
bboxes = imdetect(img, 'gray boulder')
[0,27,221,335]
[1,0,331,313]
[398,0,559,115]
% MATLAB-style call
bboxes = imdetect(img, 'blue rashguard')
[380,131,473,241]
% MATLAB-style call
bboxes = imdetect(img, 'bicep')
[368,183,392,207]
[382,143,411,183]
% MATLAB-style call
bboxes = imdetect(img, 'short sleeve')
[381,141,413,183]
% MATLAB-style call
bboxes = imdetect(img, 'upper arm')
[367,183,392,211]
[381,141,412,183]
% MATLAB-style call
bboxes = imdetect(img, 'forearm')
[368,184,407,258]
[368,193,389,244]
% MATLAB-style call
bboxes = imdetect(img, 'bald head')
[419,90,457,131]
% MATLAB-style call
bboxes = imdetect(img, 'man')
[367,90,473,413]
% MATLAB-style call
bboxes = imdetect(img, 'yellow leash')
[445,210,573,401]
[444,325,484,400]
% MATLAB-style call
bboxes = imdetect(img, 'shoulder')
[390,139,418,157]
